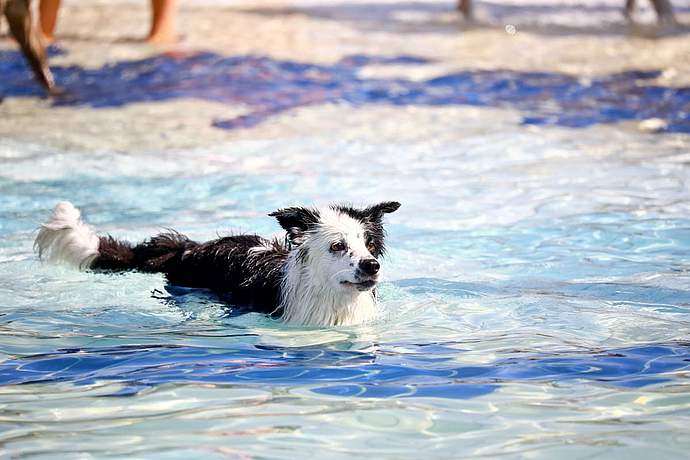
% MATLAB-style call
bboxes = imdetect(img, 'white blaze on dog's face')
[269,202,401,292]
[308,208,379,291]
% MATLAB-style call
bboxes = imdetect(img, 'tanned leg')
[39,0,60,44]
[649,0,676,25]
[4,0,55,91]
[146,0,177,44]
[623,0,635,20]
[458,0,473,19]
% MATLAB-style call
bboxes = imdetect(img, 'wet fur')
[34,201,400,326]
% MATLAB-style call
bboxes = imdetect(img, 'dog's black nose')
[359,258,380,276]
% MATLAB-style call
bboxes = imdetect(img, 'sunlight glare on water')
[1,0,690,458]
[1,121,689,458]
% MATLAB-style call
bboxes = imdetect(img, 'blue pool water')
[2,342,689,395]
[2,33,690,459]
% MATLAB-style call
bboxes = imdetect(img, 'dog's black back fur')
[93,232,288,314]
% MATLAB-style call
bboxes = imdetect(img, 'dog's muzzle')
[358,258,380,276]
[341,279,378,291]
[341,258,380,291]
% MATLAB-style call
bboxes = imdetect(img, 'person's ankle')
[41,32,55,45]
[145,27,176,44]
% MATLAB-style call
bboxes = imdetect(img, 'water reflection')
[1,341,688,399]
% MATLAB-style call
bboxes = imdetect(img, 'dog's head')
[270,202,400,292]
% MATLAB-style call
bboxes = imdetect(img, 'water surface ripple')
[1,39,690,460]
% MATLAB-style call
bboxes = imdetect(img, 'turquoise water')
[1,127,689,458]
[2,38,690,459]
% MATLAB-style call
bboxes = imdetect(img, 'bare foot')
[145,31,176,45]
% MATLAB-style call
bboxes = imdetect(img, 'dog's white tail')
[34,202,100,269]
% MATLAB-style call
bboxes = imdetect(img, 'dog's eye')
[367,240,376,253]
[330,241,346,252]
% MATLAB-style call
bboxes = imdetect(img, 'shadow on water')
[1,49,689,132]
[0,340,688,399]
[153,284,279,318]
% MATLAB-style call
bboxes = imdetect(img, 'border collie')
[34,201,400,326]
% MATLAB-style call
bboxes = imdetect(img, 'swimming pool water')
[2,18,690,460]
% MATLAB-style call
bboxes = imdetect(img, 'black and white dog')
[34,201,400,326]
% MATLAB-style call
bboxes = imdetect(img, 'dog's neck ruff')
[278,250,378,326]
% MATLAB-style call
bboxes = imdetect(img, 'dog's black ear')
[269,207,320,243]
[363,201,401,221]
[269,207,320,231]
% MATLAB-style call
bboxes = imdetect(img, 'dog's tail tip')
[34,201,100,269]
[52,200,80,218]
